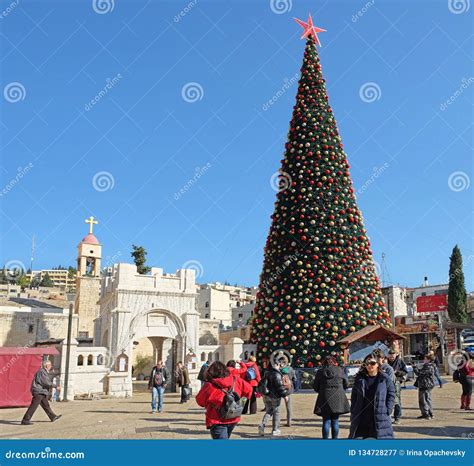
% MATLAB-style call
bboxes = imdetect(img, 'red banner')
[416,294,447,313]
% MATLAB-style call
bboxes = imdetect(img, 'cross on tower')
[85,216,98,234]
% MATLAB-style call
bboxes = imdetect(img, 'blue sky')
[0,0,472,289]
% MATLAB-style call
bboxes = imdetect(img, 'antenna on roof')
[380,252,392,287]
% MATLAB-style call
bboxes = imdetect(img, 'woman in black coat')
[313,356,350,439]
[349,353,395,439]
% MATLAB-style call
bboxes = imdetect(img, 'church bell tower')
[74,216,102,339]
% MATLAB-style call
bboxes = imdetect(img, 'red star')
[294,14,326,46]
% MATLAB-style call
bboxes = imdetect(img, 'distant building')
[27,269,76,291]
[197,283,257,328]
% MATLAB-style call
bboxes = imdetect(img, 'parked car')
[462,336,474,348]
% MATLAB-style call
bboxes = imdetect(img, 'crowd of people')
[20,348,474,441]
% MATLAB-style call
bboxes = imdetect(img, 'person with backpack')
[175,361,191,403]
[226,360,248,378]
[148,360,171,414]
[458,352,474,410]
[349,353,395,439]
[198,360,210,387]
[195,361,252,439]
[280,365,297,426]
[387,349,408,424]
[242,356,261,415]
[414,354,440,419]
[257,360,290,436]
[313,356,350,439]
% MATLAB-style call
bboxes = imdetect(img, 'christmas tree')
[448,245,467,323]
[251,16,390,367]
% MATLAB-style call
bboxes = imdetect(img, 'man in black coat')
[387,349,408,424]
[21,360,61,425]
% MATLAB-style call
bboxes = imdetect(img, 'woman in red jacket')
[242,356,261,415]
[196,361,253,439]
[226,360,247,377]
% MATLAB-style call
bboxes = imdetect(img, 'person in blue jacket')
[349,353,395,439]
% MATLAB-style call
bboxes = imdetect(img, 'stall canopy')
[0,347,59,408]
[337,325,405,346]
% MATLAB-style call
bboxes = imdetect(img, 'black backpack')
[452,369,461,383]
[256,372,269,396]
[416,364,435,390]
[212,377,243,420]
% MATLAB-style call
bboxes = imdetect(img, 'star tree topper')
[294,14,326,46]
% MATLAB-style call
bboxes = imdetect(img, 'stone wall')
[0,307,78,346]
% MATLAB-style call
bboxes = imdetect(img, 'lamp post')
[63,303,73,401]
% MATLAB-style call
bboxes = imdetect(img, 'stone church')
[59,218,250,399]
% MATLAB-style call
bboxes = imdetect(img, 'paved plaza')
[0,382,472,440]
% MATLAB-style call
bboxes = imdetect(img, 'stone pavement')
[0,381,472,440]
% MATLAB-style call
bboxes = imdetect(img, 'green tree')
[131,245,151,275]
[67,266,77,279]
[0,266,8,284]
[39,272,54,287]
[251,36,389,368]
[16,274,30,289]
[448,245,468,323]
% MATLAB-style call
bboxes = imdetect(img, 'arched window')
[97,354,104,365]
[215,352,220,361]
[201,352,206,362]
[208,352,213,362]
[77,355,84,366]
[87,354,94,366]
[205,301,209,308]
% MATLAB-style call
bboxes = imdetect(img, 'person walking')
[349,353,395,439]
[242,356,261,415]
[198,360,210,388]
[175,361,191,403]
[21,360,61,425]
[280,364,297,426]
[387,349,408,424]
[195,361,252,439]
[257,360,290,437]
[459,353,474,410]
[414,354,440,419]
[313,356,350,439]
[148,360,171,414]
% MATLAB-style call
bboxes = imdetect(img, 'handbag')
[183,386,192,397]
